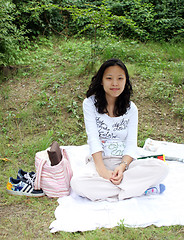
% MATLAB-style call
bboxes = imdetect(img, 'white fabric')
[142,138,184,162]
[83,96,138,158]
[49,140,184,233]
[71,157,168,201]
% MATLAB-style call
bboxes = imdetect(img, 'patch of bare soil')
[0,78,39,110]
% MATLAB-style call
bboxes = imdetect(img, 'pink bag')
[34,148,73,198]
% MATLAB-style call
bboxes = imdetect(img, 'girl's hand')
[93,151,114,180]
[99,169,114,180]
[110,165,124,185]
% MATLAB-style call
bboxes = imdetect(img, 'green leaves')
[1,0,184,67]
[0,0,24,66]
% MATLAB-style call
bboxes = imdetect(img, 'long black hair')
[86,58,133,116]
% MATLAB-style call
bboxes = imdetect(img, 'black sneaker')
[7,177,45,197]
[17,169,36,181]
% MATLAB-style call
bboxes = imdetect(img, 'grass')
[0,36,184,239]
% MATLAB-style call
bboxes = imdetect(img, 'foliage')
[109,0,156,41]
[64,1,143,69]
[144,0,184,40]
[0,0,184,66]
[0,0,25,66]
[11,0,77,36]
[2,0,184,41]
[110,0,184,41]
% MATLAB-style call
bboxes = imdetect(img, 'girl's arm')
[92,151,113,180]
[123,102,138,160]
[83,98,112,180]
[83,97,103,155]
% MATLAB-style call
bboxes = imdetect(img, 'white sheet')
[49,140,184,233]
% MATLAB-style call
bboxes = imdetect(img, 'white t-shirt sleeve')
[83,97,103,155]
[123,102,138,159]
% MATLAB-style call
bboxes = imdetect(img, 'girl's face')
[102,65,126,101]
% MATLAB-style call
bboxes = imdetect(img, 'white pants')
[71,157,169,201]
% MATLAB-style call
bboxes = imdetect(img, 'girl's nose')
[112,79,118,86]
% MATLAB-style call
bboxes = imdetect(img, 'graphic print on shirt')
[96,117,117,139]
[107,141,126,156]
[112,119,129,131]
[96,117,128,156]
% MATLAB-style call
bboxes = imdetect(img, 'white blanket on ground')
[49,139,184,233]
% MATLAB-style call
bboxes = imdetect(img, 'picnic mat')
[49,139,184,233]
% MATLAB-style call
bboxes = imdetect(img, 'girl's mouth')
[110,88,120,91]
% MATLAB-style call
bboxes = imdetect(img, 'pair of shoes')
[144,184,166,196]
[6,169,45,197]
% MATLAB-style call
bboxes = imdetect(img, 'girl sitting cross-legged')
[71,58,168,202]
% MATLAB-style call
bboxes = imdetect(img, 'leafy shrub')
[0,0,25,66]
[109,0,155,41]
[148,0,184,41]
[1,0,184,67]
[11,0,184,41]
[12,0,52,36]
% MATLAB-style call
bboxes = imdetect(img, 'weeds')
[149,81,175,103]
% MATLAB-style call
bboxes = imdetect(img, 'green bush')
[1,0,184,67]
[12,0,52,36]
[109,0,155,41]
[144,0,184,41]
[11,0,184,41]
[0,0,25,66]
[109,0,184,41]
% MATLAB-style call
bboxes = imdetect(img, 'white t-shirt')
[83,95,138,159]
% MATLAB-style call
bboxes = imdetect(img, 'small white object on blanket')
[49,140,184,233]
